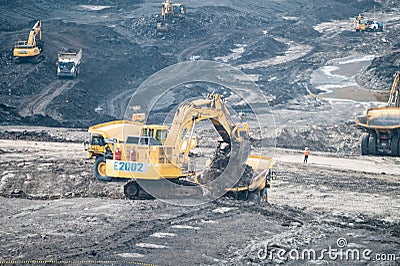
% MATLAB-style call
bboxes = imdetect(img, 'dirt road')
[0,139,398,264]
[274,148,400,176]
[20,80,76,117]
[0,0,399,264]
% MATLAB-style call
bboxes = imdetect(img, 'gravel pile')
[198,141,255,187]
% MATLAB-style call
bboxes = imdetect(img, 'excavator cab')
[235,123,249,139]
[142,126,168,145]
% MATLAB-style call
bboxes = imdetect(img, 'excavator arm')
[164,94,248,157]
[388,71,400,107]
[27,20,41,46]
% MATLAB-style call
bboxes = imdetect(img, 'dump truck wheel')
[391,134,399,156]
[94,156,111,182]
[398,138,400,157]
[361,133,369,155]
[369,135,377,155]
[124,181,139,200]
[234,191,247,200]
[248,192,260,203]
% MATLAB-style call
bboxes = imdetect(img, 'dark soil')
[0,0,397,127]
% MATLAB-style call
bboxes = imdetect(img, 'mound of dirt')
[0,158,122,200]
[198,142,255,188]
[357,46,400,91]
[256,122,362,154]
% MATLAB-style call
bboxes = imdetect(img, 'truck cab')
[57,48,82,78]
[366,20,383,32]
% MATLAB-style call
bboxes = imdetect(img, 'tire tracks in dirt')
[59,199,315,261]
[177,33,232,62]
[61,203,217,260]
[107,88,135,119]
[19,79,76,118]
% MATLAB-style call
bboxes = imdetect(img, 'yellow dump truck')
[85,94,274,202]
[195,154,275,202]
[356,72,400,156]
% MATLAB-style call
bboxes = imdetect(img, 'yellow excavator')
[13,20,43,63]
[356,71,400,156]
[85,94,273,202]
[157,0,185,31]
[161,0,185,18]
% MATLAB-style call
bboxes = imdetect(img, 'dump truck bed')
[355,107,400,129]
[195,154,274,193]
[58,48,82,61]
[88,120,142,141]
[230,154,274,192]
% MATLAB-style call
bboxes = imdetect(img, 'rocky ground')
[0,0,399,265]
[0,140,399,265]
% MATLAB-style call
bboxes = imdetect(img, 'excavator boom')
[164,94,248,157]
[27,20,42,45]
[388,72,400,107]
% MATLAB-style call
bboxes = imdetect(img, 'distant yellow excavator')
[161,0,185,19]
[13,20,43,63]
[157,0,185,31]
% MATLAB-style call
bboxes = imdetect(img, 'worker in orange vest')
[304,147,310,163]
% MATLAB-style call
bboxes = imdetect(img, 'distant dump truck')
[365,20,383,32]
[57,48,82,78]
[356,72,400,156]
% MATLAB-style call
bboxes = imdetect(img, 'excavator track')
[123,178,203,201]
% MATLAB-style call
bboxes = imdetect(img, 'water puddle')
[311,55,380,102]
[117,252,145,258]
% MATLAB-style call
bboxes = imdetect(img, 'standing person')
[304,147,310,163]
